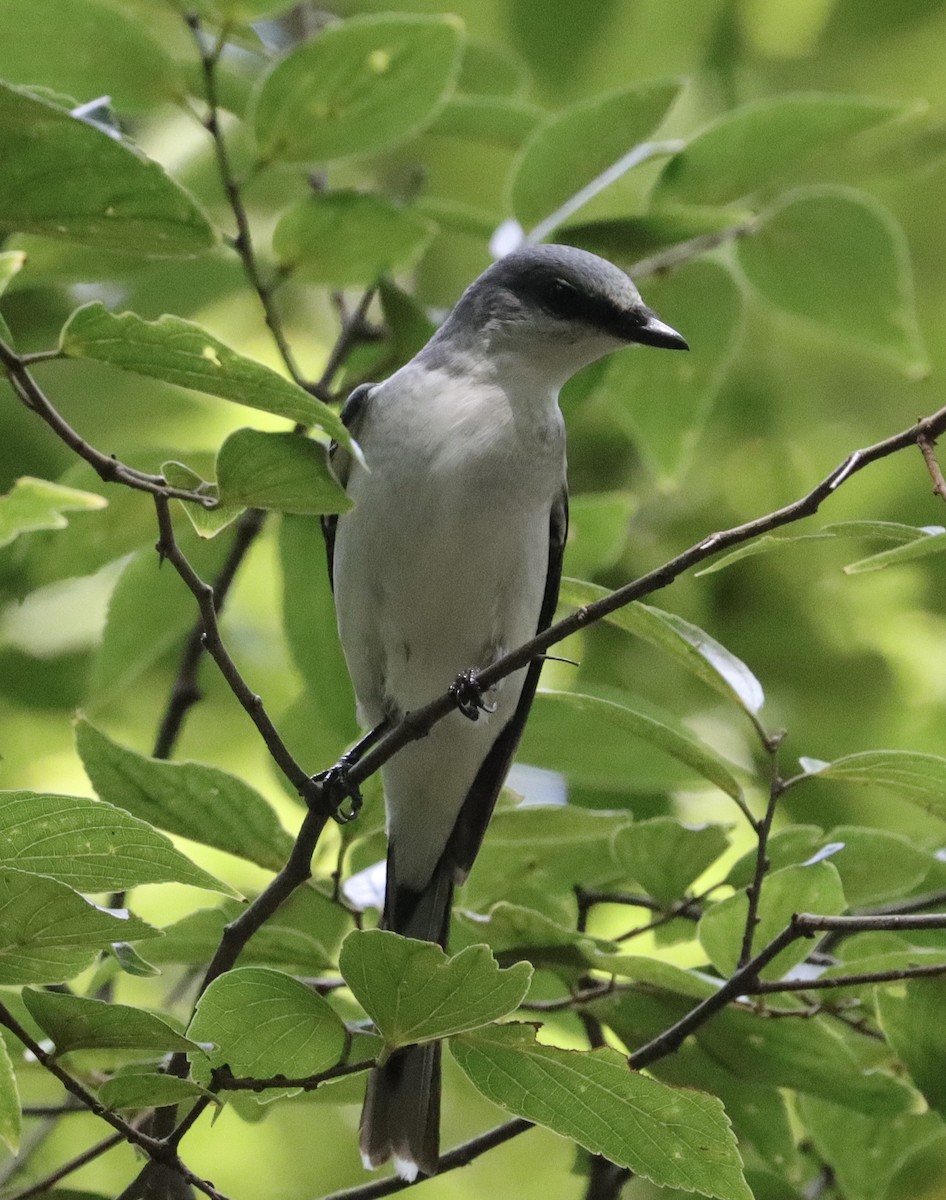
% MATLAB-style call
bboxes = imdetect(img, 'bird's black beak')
[629,306,689,351]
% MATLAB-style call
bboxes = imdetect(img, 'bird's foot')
[311,757,363,825]
[449,669,495,722]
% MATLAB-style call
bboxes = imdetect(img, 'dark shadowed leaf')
[22,989,204,1055]
[0,81,214,255]
[452,1024,752,1200]
[340,929,531,1050]
[254,14,464,164]
[76,720,294,873]
[60,304,351,443]
[215,429,351,515]
[0,787,235,894]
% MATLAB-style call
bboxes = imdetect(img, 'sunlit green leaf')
[22,988,204,1056]
[76,719,294,874]
[254,14,464,164]
[163,460,243,539]
[738,187,928,375]
[98,1071,211,1112]
[0,867,159,985]
[340,930,531,1051]
[0,1038,19,1154]
[0,249,26,299]
[0,787,236,895]
[0,81,214,255]
[452,1024,752,1200]
[0,476,107,550]
[60,304,351,444]
[843,528,946,572]
[188,967,348,1096]
[273,191,434,285]
[797,750,946,819]
[614,818,730,906]
[215,429,351,515]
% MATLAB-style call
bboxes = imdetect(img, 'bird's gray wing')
[320,382,375,592]
[445,485,569,880]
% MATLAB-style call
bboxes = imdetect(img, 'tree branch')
[1,1131,125,1200]
[737,731,785,968]
[917,430,946,504]
[211,1058,374,1093]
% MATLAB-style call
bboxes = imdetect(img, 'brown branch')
[0,1001,229,1200]
[629,911,946,1069]
[212,1058,374,1093]
[737,731,786,968]
[752,959,946,993]
[317,1119,533,1200]
[917,430,946,503]
[0,341,213,506]
[334,401,946,803]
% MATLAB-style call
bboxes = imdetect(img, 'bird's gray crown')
[440,244,687,351]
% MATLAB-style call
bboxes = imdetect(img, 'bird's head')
[443,244,687,384]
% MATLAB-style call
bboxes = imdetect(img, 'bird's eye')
[543,279,583,319]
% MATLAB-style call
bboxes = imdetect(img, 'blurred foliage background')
[3,0,946,1198]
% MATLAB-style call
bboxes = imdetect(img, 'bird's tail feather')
[359,851,453,1178]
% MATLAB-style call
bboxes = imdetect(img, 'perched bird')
[321,244,687,1181]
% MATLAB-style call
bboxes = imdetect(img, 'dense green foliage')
[2,2,946,1199]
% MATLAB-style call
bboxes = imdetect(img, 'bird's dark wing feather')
[320,382,375,593]
[445,485,569,880]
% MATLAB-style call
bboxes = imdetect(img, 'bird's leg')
[449,668,496,721]
[312,721,390,824]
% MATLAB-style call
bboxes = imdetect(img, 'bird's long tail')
[358,852,454,1181]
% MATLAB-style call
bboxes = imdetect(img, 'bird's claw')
[449,669,495,722]
[311,759,363,825]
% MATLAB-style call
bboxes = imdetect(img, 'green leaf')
[877,977,946,1119]
[695,519,933,576]
[655,93,903,206]
[75,719,294,874]
[727,825,826,887]
[0,867,159,985]
[699,861,846,979]
[98,1071,211,1112]
[560,207,753,264]
[520,690,746,802]
[559,578,764,715]
[22,989,203,1056]
[456,38,528,98]
[0,81,214,256]
[822,826,932,907]
[0,248,26,298]
[0,0,180,113]
[215,429,351,515]
[110,942,161,978]
[0,476,107,550]
[339,929,532,1051]
[613,818,730,906]
[797,750,946,819]
[163,461,244,539]
[843,527,946,573]
[510,81,682,228]
[738,187,928,375]
[0,788,236,895]
[451,1024,752,1200]
[593,260,744,479]
[254,14,464,164]
[561,493,637,579]
[60,304,351,444]
[187,967,348,1094]
[427,96,540,147]
[272,191,433,286]
[0,1037,19,1154]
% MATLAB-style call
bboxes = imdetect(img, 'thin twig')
[738,731,785,968]
[213,1058,374,1093]
[752,959,946,993]
[317,1119,533,1200]
[629,218,758,279]
[917,430,946,503]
